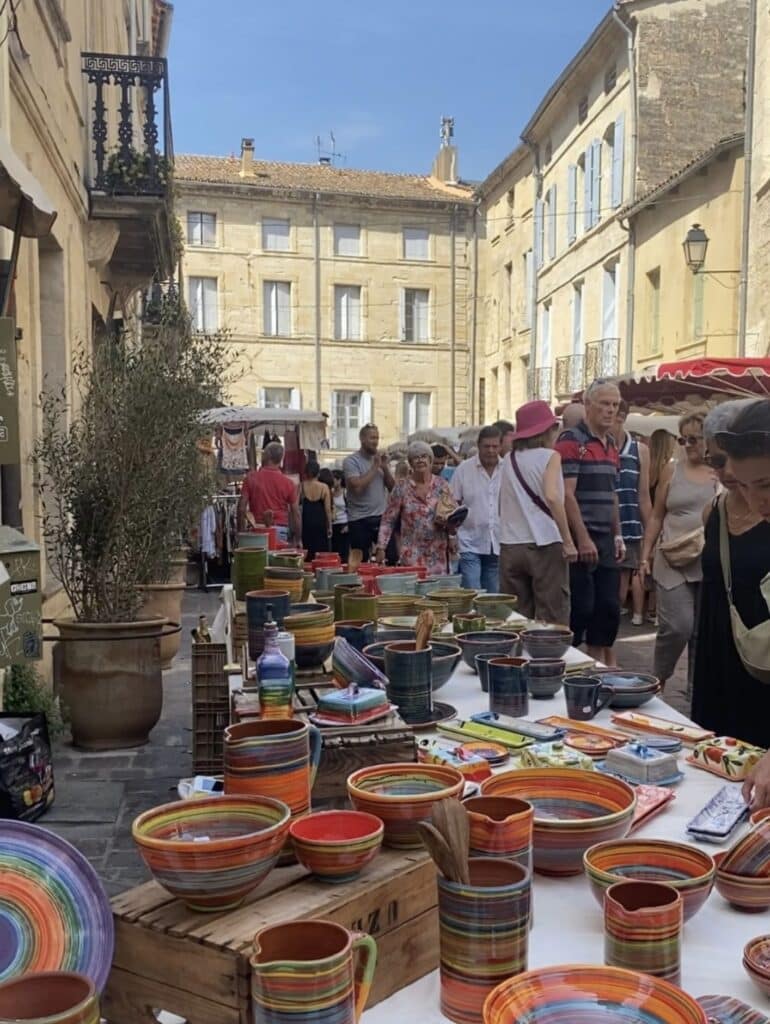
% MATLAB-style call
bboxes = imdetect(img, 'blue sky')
[169,0,611,182]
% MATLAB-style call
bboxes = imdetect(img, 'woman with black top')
[300,460,332,559]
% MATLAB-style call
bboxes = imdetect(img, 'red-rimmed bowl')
[714,851,770,912]
[133,795,290,912]
[289,810,383,883]
[583,839,715,922]
[347,763,464,849]
[480,768,636,876]
[743,934,770,997]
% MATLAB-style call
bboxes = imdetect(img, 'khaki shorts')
[620,540,641,570]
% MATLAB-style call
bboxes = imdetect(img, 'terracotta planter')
[138,582,186,667]
[168,557,189,585]
[55,618,165,750]
[0,971,99,1024]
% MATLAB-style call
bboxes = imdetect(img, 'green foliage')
[104,146,170,196]
[2,664,66,738]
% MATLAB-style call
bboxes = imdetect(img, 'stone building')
[747,0,770,356]
[175,137,475,451]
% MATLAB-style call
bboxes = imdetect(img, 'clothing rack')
[199,493,240,589]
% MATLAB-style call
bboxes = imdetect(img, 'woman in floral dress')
[375,441,453,575]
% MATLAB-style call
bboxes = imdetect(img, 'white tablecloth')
[362,656,767,1021]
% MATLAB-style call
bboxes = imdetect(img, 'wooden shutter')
[612,113,625,208]
[289,388,301,410]
[567,165,577,244]
[583,147,593,232]
[547,185,557,260]
[592,139,602,227]
[534,199,544,269]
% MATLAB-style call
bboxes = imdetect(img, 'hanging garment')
[200,506,217,559]
[221,424,249,473]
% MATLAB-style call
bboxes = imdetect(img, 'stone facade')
[747,0,770,356]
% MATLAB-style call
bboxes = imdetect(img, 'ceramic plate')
[564,732,615,757]
[458,740,510,766]
[538,716,628,745]
[698,995,770,1024]
[686,784,749,840]
[409,701,458,732]
[628,785,676,834]
[0,820,114,991]
[611,711,715,745]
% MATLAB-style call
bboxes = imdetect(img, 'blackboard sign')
[0,318,19,465]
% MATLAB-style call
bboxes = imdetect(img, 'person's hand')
[743,751,770,809]
[377,452,389,470]
[373,546,386,564]
[638,557,650,583]
[614,535,627,563]
[563,540,578,563]
[341,525,349,534]
[578,538,598,565]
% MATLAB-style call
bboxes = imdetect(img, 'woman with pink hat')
[498,400,577,624]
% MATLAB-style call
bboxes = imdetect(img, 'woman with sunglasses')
[639,413,718,690]
[690,401,770,747]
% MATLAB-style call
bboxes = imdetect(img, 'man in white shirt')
[451,426,502,591]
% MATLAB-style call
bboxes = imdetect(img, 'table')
[363,655,767,1021]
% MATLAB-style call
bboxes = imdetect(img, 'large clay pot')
[0,971,99,1024]
[55,618,165,750]
[138,582,186,667]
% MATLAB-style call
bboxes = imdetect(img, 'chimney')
[432,116,458,184]
[240,138,255,177]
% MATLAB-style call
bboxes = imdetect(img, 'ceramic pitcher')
[488,657,529,718]
[251,920,377,1024]
[464,796,534,873]
[0,972,99,1024]
[604,880,683,984]
[335,619,376,652]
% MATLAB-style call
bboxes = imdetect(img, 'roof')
[622,133,744,218]
[476,143,531,201]
[175,154,475,205]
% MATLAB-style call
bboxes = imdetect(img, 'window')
[506,188,515,224]
[572,282,584,356]
[503,362,512,416]
[334,224,361,257]
[263,281,291,336]
[187,212,216,247]
[534,198,544,269]
[602,263,618,340]
[606,114,626,209]
[262,218,290,251]
[583,141,602,231]
[578,96,589,123]
[491,367,499,419]
[540,301,552,367]
[693,273,705,338]
[402,392,432,434]
[524,250,533,327]
[402,288,429,342]
[504,262,513,335]
[262,387,292,409]
[403,227,430,261]
[188,277,218,332]
[334,285,361,341]
[605,65,617,94]
[647,268,661,354]
[331,390,371,449]
[545,185,558,261]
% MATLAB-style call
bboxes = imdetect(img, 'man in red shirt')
[239,442,300,543]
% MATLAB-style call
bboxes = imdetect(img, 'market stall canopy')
[199,406,327,451]
[0,131,57,238]
[625,413,679,438]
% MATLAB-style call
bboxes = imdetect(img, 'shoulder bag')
[717,493,770,684]
[659,527,705,568]
[510,451,553,520]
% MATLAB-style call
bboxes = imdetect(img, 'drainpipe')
[738,0,758,357]
[524,139,541,387]
[313,193,321,411]
[613,5,638,373]
[450,205,457,426]
[470,199,480,423]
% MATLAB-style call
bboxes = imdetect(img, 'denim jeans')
[459,551,499,593]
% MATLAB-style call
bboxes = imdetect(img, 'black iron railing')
[528,366,553,402]
[584,337,620,384]
[555,354,585,398]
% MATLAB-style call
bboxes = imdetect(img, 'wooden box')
[103,849,438,1024]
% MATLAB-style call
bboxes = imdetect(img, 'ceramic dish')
[596,761,685,788]
[686,784,749,842]
[0,820,114,991]
[595,670,661,709]
[289,810,383,883]
[537,716,629,746]
[458,740,510,767]
[455,631,520,672]
[520,626,574,660]
[407,701,458,731]
[698,994,770,1024]
[721,818,770,876]
[714,852,770,911]
[583,838,715,922]
[362,639,461,691]
[629,785,677,834]
[330,636,388,689]
[611,711,715,745]
[564,732,615,757]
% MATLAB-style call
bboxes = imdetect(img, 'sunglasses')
[704,452,728,469]
[715,428,770,457]
[678,435,703,446]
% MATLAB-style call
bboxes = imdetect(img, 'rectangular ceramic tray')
[611,710,715,745]
[686,783,749,841]
[628,785,676,834]
[538,716,629,745]
[437,719,534,751]
[471,712,565,742]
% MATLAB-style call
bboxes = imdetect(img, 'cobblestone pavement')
[42,591,691,896]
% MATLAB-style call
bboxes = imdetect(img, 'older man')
[451,426,502,591]
[239,441,300,543]
[556,380,625,664]
[343,423,394,561]
[493,420,515,457]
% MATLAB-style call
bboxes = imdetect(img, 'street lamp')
[683,224,710,274]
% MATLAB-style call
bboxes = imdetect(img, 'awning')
[0,131,57,238]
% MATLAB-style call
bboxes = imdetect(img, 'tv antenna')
[315,131,345,166]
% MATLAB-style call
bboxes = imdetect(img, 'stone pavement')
[42,590,691,897]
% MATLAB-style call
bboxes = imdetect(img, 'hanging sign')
[0,319,19,465]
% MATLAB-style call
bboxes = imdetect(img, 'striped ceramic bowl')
[714,851,770,912]
[289,810,383,883]
[480,768,635,877]
[132,795,291,912]
[721,818,770,877]
[347,763,464,849]
[584,839,715,922]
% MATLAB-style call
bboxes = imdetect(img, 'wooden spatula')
[432,798,470,885]
[416,821,461,882]
[415,609,434,651]
[348,548,363,572]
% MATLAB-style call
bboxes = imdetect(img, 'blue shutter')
[612,113,625,208]
[548,185,557,260]
[534,199,544,269]
[567,165,577,244]
[583,147,593,232]
[591,139,602,227]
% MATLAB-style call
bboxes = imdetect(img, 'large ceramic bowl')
[480,768,636,876]
[429,589,479,619]
[595,670,661,709]
[482,964,708,1024]
[376,595,426,619]
[521,626,574,660]
[455,631,520,672]
[721,817,770,877]
[714,851,770,912]
[363,639,461,691]
[133,795,291,912]
[473,593,519,621]
[347,763,464,849]
[743,935,770,998]
[583,839,715,922]
[377,573,418,595]
[289,810,383,883]
[285,603,335,668]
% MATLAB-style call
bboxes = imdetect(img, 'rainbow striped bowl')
[721,817,770,877]
[133,795,291,912]
[347,763,465,849]
[584,839,715,922]
[714,851,770,912]
[480,768,636,877]
[482,964,708,1024]
[289,810,383,883]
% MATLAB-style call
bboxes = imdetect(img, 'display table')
[363,656,767,1021]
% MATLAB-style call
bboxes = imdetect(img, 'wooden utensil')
[415,821,461,882]
[348,549,363,572]
[415,609,434,652]
[432,799,470,885]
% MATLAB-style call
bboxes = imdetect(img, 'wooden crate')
[192,643,228,702]
[192,699,229,775]
[103,849,438,1024]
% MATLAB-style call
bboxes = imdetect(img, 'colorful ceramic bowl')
[595,670,661,710]
[285,603,335,668]
[347,763,465,849]
[525,658,566,699]
[455,631,520,672]
[429,588,479,619]
[377,573,418,595]
[521,627,574,660]
[743,934,770,999]
[583,839,716,922]
[289,810,383,883]
[480,768,636,876]
[375,594,427,619]
[362,639,462,691]
[0,971,100,1024]
[330,636,388,689]
[482,964,708,1024]
[472,593,519,621]
[714,851,770,912]
[132,795,291,911]
[721,818,770,877]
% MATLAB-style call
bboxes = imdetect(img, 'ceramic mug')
[604,880,683,984]
[438,858,531,1024]
[454,613,487,634]
[488,657,529,719]
[384,641,433,725]
[464,796,534,873]
[564,676,614,721]
[251,920,377,1024]
[0,971,99,1024]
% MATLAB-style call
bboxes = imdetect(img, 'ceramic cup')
[335,619,376,653]
[464,796,534,873]
[564,676,614,721]
[233,548,268,601]
[246,589,292,659]
[488,657,529,719]
[438,858,531,1024]
[454,613,487,634]
[251,920,377,1024]
[474,653,499,694]
[604,880,683,985]
[384,641,433,725]
[0,971,99,1024]
[334,583,366,621]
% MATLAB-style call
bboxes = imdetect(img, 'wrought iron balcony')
[528,366,553,402]
[555,354,585,398]
[584,338,620,385]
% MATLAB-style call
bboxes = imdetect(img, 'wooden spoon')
[348,548,363,572]
[415,609,434,652]
[433,798,470,885]
[415,821,461,882]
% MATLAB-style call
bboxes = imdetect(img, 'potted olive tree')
[33,299,229,749]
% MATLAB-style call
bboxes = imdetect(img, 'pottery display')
[472,593,518,621]
[429,589,479,619]
[342,592,379,624]
[454,613,487,634]
[363,639,461,691]
[335,619,376,652]
[714,851,770,911]
[488,657,529,719]
[439,858,531,1024]
[246,589,292,659]
[347,763,464,849]
[331,636,389,689]
[520,626,574,660]
[455,631,520,672]
[482,965,708,1024]
[251,920,377,1024]
[289,810,383,883]
[0,821,114,991]
[742,935,770,999]
[232,547,267,601]
[564,676,615,721]
[132,795,290,912]
[334,582,366,620]
[583,839,716,923]
[264,566,304,603]
[721,817,770,877]
[604,880,683,984]
[595,670,661,710]
[284,602,335,669]
[377,573,418,595]
[384,641,433,724]
[525,659,566,700]
[480,768,636,876]
[465,796,534,872]
[0,971,100,1024]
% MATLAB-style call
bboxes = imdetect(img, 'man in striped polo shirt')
[556,380,626,665]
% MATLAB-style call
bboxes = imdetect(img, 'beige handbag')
[659,527,705,568]
[717,494,770,684]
